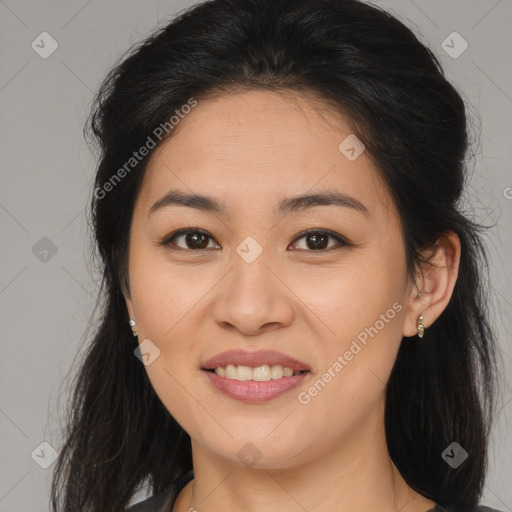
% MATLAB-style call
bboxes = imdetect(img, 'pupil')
[307,233,328,250]
[187,232,208,249]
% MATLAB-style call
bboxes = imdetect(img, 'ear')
[403,231,461,338]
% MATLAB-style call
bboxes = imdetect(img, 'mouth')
[200,349,311,402]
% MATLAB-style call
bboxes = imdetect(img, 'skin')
[124,89,461,512]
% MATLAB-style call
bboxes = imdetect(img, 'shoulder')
[126,470,194,512]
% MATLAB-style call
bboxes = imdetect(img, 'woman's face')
[125,89,420,469]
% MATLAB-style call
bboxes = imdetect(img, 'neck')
[180,399,436,512]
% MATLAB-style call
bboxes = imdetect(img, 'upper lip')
[202,349,310,372]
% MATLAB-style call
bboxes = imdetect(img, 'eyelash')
[158,228,352,253]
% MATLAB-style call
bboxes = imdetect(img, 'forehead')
[136,89,394,219]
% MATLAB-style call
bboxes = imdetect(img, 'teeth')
[253,364,271,381]
[225,364,236,379]
[283,366,294,377]
[270,365,284,379]
[237,365,253,381]
[214,364,303,381]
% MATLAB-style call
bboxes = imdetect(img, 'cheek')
[127,245,205,400]
[294,255,407,406]
[128,241,208,339]
[291,256,406,348]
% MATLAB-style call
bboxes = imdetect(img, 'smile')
[201,349,311,402]
[209,364,307,381]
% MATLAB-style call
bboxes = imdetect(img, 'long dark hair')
[50,0,502,510]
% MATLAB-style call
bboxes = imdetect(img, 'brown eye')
[161,229,219,251]
[289,229,350,252]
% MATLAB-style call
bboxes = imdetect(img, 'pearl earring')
[417,314,425,338]
[129,318,138,337]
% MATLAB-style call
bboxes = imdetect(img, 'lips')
[201,349,311,373]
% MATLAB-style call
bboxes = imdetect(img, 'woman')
[50,0,505,511]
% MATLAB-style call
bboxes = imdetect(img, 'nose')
[211,249,294,336]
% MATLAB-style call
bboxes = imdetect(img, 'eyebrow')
[148,189,370,217]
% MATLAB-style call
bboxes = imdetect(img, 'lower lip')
[202,370,309,403]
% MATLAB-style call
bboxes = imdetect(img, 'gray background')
[0,0,511,510]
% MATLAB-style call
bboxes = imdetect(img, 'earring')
[129,318,138,337]
[417,314,425,338]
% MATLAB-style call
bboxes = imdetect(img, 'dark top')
[126,469,503,512]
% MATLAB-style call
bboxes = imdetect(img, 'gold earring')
[417,314,425,338]
[129,318,138,337]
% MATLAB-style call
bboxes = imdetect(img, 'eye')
[288,229,351,252]
[160,229,220,251]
